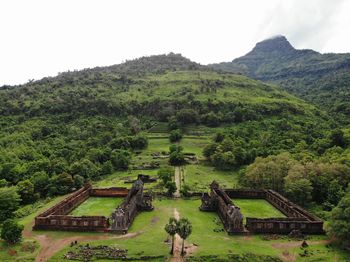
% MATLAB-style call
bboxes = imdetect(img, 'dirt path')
[170,208,183,262]
[23,223,142,262]
[174,167,181,198]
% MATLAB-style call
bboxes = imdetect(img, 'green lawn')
[132,137,171,167]
[49,198,350,261]
[232,199,286,222]
[69,197,124,217]
[183,164,238,192]
[93,169,160,188]
[0,239,39,262]
[179,136,211,158]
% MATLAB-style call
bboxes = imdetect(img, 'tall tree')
[0,187,21,222]
[164,217,179,254]
[327,188,350,248]
[17,179,37,204]
[177,218,192,255]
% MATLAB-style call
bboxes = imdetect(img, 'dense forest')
[0,53,349,249]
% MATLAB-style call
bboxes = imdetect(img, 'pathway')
[170,208,183,262]
[174,166,181,198]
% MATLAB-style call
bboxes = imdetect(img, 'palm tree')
[177,218,192,255]
[164,217,178,254]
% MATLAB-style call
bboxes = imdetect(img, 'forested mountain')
[210,36,350,123]
[0,54,350,221]
[0,54,336,197]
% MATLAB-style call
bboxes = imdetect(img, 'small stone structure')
[33,180,153,233]
[200,181,324,235]
[111,179,153,233]
[124,174,157,184]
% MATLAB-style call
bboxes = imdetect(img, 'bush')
[1,219,24,244]
[169,129,182,142]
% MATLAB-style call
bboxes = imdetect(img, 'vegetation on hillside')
[210,35,350,124]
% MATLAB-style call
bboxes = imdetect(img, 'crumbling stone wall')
[200,181,245,234]
[33,184,135,232]
[34,215,109,232]
[91,188,129,197]
[200,181,324,235]
[111,179,153,233]
[246,218,323,234]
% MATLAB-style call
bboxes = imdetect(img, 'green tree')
[328,188,350,248]
[31,171,50,197]
[177,218,192,255]
[70,159,99,180]
[0,179,8,187]
[17,179,37,204]
[74,175,85,188]
[164,217,179,254]
[330,129,345,147]
[158,167,174,184]
[111,150,131,170]
[49,173,74,195]
[327,179,345,206]
[284,178,313,206]
[165,181,177,196]
[0,187,21,222]
[101,160,114,176]
[169,151,185,166]
[1,219,24,244]
[243,153,296,192]
[169,129,183,142]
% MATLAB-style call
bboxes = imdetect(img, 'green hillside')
[210,36,350,123]
[1,54,350,261]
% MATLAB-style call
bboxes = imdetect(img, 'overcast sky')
[1,0,349,85]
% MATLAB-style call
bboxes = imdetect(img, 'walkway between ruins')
[174,166,182,198]
[170,208,184,262]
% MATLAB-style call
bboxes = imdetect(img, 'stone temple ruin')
[200,181,324,235]
[111,179,153,233]
[33,179,153,233]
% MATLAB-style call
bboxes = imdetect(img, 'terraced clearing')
[69,197,124,217]
[183,164,239,191]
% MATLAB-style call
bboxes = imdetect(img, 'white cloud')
[0,0,349,85]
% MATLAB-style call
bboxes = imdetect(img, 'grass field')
[179,136,211,158]
[93,169,160,188]
[183,164,238,191]
[49,198,350,261]
[69,197,124,217]
[232,199,286,222]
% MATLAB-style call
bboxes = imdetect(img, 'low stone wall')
[39,184,91,217]
[33,184,131,232]
[265,190,322,222]
[246,218,324,234]
[200,181,324,235]
[34,215,109,232]
[91,188,129,197]
[225,189,266,199]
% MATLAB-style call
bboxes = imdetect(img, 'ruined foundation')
[200,181,324,235]
[33,180,153,233]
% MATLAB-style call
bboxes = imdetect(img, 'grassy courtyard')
[232,199,286,222]
[49,198,349,261]
[69,197,124,217]
[183,164,239,192]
